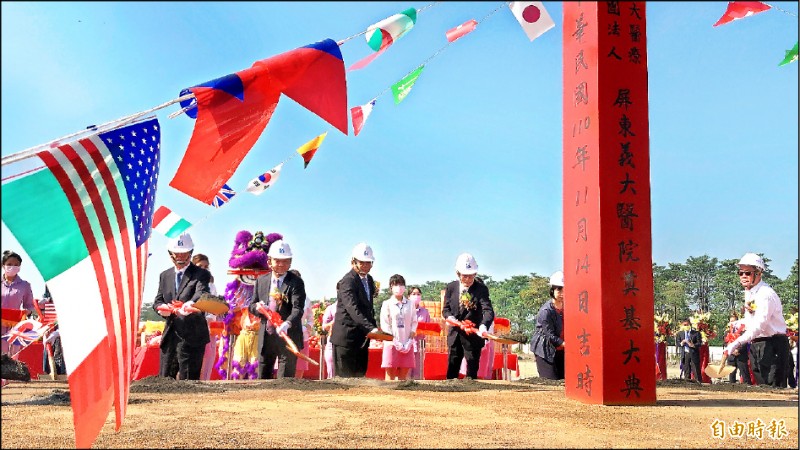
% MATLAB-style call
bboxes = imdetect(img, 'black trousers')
[176,341,206,380]
[446,335,482,379]
[727,345,751,384]
[749,335,788,387]
[333,343,369,378]
[259,332,297,379]
[765,334,790,388]
[682,349,702,382]
[159,339,179,379]
[536,350,565,380]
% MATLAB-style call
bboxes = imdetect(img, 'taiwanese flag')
[713,1,771,27]
[171,38,347,205]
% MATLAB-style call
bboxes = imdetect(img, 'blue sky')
[2,2,798,305]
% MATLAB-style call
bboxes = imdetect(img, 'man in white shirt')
[723,253,790,387]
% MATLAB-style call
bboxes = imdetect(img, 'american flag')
[211,183,236,208]
[34,117,159,442]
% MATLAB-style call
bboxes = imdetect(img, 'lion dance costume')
[214,230,282,379]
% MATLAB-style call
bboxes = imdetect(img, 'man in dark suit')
[442,253,495,379]
[331,242,380,378]
[676,319,702,382]
[152,233,211,380]
[248,240,306,379]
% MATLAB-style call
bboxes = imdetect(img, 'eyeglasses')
[738,271,753,276]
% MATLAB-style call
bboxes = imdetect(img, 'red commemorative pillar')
[562,1,656,404]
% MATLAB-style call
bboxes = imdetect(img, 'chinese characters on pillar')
[563,1,656,404]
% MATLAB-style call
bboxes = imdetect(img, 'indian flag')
[152,206,192,238]
[0,117,160,448]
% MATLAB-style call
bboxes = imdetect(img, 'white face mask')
[391,285,406,296]
[410,294,422,306]
[3,265,20,276]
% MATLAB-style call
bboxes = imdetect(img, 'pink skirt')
[381,343,416,369]
[295,340,310,371]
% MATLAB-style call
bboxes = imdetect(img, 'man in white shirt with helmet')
[723,252,790,387]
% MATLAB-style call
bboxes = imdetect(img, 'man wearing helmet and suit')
[248,240,306,379]
[723,252,790,387]
[331,243,380,378]
[530,271,566,380]
[153,232,212,380]
[442,253,495,379]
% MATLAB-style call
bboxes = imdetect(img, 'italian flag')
[152,206,192,238]
[1,118,158,448]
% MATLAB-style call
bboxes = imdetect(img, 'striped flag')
[245,163,283,195]
[152,206,192,237]
[296,133,328,169]
[350,99,376,137]
[350,7,418,71]
[0,117,159,448]
[210,183,236,208]
[446,19,478,43]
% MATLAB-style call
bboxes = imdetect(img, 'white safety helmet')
[268,240,293,259]
[549,270,565,287]
[455,253,478,275]
[352,242,375,262]
[738,253,764,272]
[167,232,194,253]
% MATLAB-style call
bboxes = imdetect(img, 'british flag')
[2,319,45,348]
[210,183,236,208]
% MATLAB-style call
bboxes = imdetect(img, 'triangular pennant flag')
[509,2,555,42]
[1,117,160,447]
[446,19,478,43]
[297,133,328,169]
[210,183,236,208]
[151,206,192,238]
[351,99,377,136]
[713,1,771,27]
[245,163,284,195]
[391,66,425,105]
[779,41,799,66]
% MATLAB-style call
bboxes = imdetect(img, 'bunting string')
[762,2,798,17]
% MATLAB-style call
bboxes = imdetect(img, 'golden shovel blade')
[704,363,736,379]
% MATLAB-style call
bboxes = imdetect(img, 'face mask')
[410,294,422,306]
[3,265,20,276]
[392,285,406,296]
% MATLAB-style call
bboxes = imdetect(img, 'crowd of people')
[3,243,797,389]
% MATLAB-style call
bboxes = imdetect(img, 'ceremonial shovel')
[704,356,735,379]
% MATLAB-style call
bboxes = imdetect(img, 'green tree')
[712,259,741,314]
[775,259,799,309]
[682,255,718,313]
[139,302,165,323]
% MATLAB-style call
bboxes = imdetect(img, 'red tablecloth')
[303,347,518,380]
[129,345,519,381]
[699,343,711,383]
[655,342,667,381]
[14,341,45,379]
[130,345,222,381]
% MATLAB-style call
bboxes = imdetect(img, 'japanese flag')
[509,2,555,42]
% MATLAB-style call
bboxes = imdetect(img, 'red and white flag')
[446,19,478,43]
[351,99,377,137]
[508,2,555,42]
[713,1,771,27]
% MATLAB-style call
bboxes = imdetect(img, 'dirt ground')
[1,358,797,449]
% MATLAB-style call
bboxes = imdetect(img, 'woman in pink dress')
[380,274,418,380]
[409,286,430,380]
[322,300,337,378]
